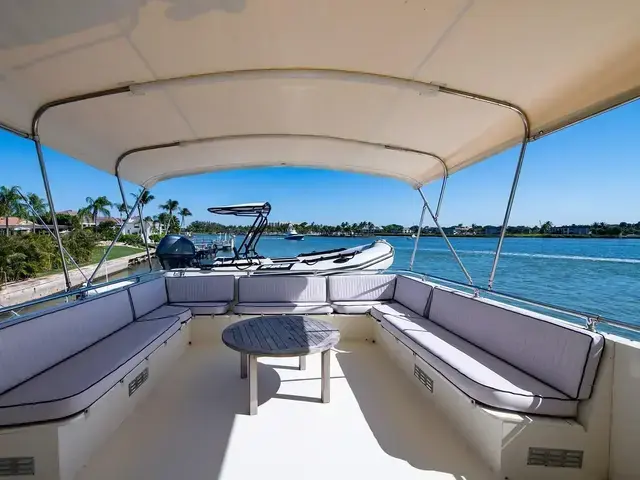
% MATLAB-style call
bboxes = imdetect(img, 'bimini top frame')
[0,1,638,292]
[208,202,272,259]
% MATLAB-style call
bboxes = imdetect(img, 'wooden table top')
[221,315,340,357]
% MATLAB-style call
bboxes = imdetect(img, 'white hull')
[198,239,394,274]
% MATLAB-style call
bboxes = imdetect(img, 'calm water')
[7,236,637,338]
[195,234,640,334]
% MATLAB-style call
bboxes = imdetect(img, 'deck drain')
[0,457,35,476]
[527,448,583,468]
[128,367,149,397]
[413,364,433,392]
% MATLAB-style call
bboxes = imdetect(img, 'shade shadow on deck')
[79,341,493,480]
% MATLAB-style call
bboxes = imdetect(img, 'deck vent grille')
[128,367,149,397]
[527,448,583,468]
[413,364,433,392]
[0,457,35,476]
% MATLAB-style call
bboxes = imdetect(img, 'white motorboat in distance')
[155,202,394,274]
[284,224,304,241]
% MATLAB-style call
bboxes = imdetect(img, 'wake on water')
[405,247,640,264]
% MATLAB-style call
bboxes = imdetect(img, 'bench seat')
[138,304,192,323]
[330,300,385,314]
[370,302,424,322]
[380,314,577,417]
[0,317,181,427]
[233,302,333,315]
[169,301,230,316]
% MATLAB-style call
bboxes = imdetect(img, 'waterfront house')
[484,225,502,235]
[550,225,591,235]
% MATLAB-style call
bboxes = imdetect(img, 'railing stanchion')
[418,189,473,285]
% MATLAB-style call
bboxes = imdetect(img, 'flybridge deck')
[0,2,639,479]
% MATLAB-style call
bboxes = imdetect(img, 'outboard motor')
[156,235,196,269]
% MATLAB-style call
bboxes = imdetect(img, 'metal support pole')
[87,189,145,284]
[487,139,529,290]
[419,189,473,285]
[409,202,427,271]
[16,188,88,282]
[33,139,72,291]
[137,202,153,271]
[435,174,448,220]
[117,176,153,271]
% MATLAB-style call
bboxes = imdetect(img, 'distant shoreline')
[194,232,639,240]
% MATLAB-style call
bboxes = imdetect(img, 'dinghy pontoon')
[158,202,393,274]
[0,2,639,479]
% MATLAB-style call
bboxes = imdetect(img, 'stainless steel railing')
[0,270,164,318]
[389,268,640,336]
[1,267,638,338]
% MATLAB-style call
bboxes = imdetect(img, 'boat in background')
[284,224,304,240]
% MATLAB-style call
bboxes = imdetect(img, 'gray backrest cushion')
[238,276,327,303]
[328,274,396,301]
[0,290,133,394]
[166,275,235,303]
[429,288,604,399]
[128,277,168,318]
[393,275,433,316]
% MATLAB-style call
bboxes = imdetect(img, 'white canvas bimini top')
[0,0,638,188]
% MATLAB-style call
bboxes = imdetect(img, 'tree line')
[0,185,194,282]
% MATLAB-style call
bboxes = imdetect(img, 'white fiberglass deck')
[78,340,494,480]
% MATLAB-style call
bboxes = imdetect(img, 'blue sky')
[1,100,638,227]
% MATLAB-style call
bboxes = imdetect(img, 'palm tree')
[178,207,192,230]
[130,189,155,220]
[116,202,128,220]
[159,199,179,232]
[0,186,22,235]
[78,196,113,232]
[25,193,47,233]
[157,212,171,234]
[540,220,554,235]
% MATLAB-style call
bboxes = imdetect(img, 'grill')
[0,457,35,476]
[527,447,583,468]
[128,367,149,397]
[413,364,434,393]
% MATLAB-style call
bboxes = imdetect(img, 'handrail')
[388,268,640,335]
[2,267,638,336]
[0,270,163,317]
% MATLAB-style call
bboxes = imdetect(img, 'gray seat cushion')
[237,275,327,303]
[170,302,230,316]
[166,275,235,303]
[380,314,578,417]
[331,301,384,314]
[233,302,333,315]
[0,317,181,426]
[0,290,134,395]
[328,274,396,301]
[393,275,433,316]
[128,277,168,319]
[428,288,604,400]
[370,302,424,323]
[138,305,192,323]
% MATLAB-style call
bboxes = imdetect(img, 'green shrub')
[63,229,98,264]
[149,233,163,243]
[119,234,144,247]
[0,234,58,281]
[97,220,118,241]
